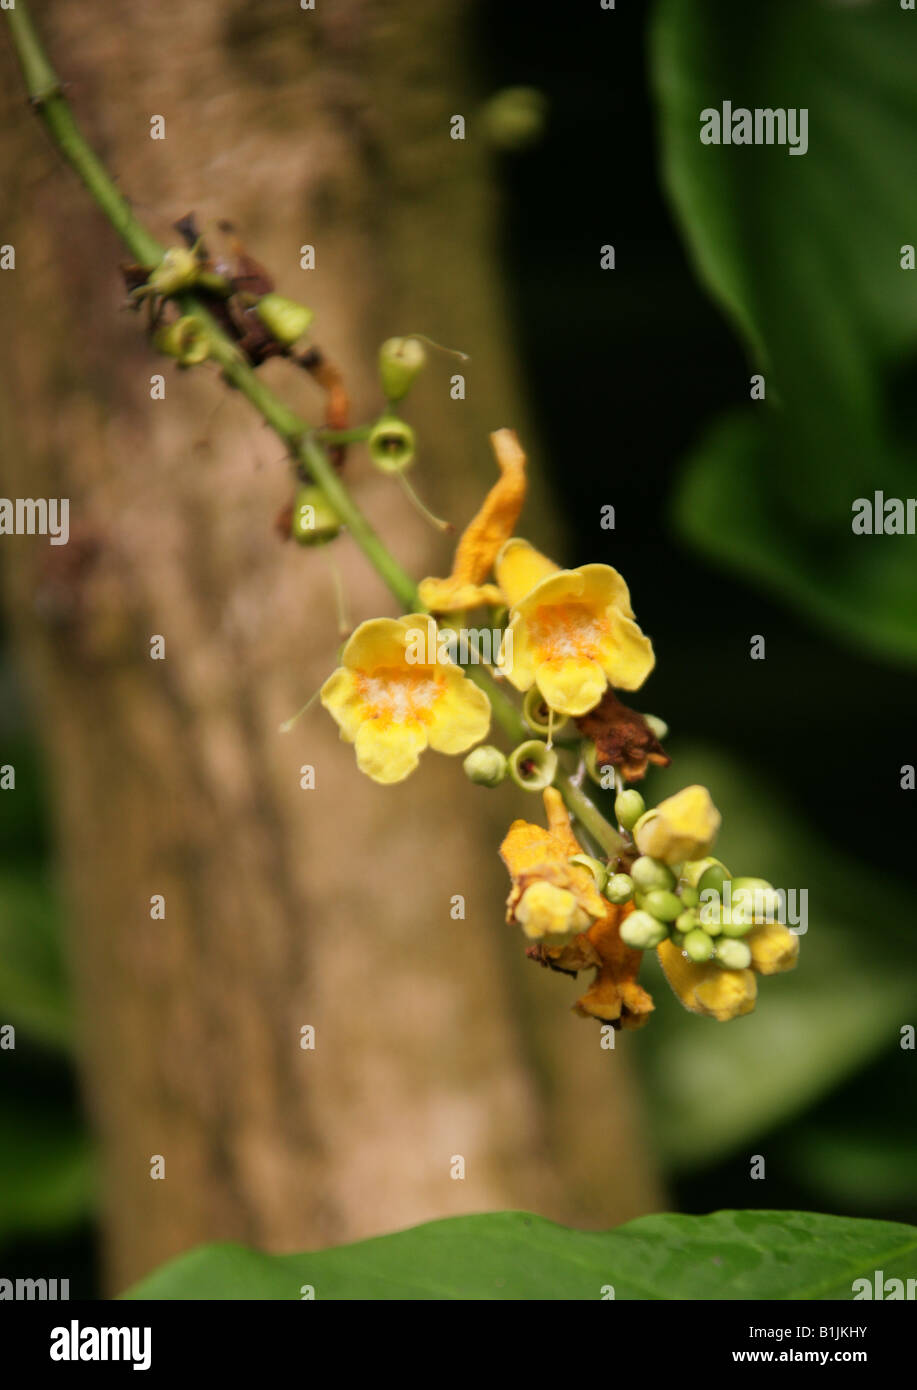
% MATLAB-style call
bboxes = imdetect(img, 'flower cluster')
[310,349,797,1029]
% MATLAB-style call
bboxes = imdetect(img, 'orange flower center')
[355,666,443,727]
[528,602,608,660]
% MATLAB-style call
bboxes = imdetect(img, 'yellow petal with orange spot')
[426,665,491,754]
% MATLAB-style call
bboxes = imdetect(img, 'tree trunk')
[0,0,663,1292]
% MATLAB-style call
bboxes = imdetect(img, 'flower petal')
[596,613,656,691]
[341,616,414,672]
[536,656,607,717]
[353,719,428,784]
[747,922,800,975]
[495,538,560,608]
[656,938,757,1021]
[319,667,364,742]
[498,612,536,690]
[426,666,492,754]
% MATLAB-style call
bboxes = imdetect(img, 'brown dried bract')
[532,901,654,1030]
[576,688,670,782]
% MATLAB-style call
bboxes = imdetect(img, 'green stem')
[4,0,622,854]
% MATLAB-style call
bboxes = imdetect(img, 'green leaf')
[652,0,917,664]
[122,1208,917,1300]
[634,746,917,1169]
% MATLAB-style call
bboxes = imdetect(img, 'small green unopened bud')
[605,873,635,905]
[569,854,608,893]
[715,938,752,970]
[614,788,645,831]
[719,910,754,939]
[641,888,682,923]
[378,336,427,402]
[148,245,202,297]
[642,714,668,742]
[697,863,730,898]
[684,928,715,963]
[679,884,700,909]
[630,856,676,893]
[482,86,547,151]
[463,745,507,788]
[368,417,416,474]
[620,910,668,951]
[508,739,558,792]
[675,908,699,933]
[290,485,343,546]
[255,293,315,346]
[522,686,569,738]
[153,315,210,366]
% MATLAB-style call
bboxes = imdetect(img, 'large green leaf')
[634,746,917,1168]
[652,0,917,664]
[123,1208,917,1300]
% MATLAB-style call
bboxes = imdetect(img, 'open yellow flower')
[633,785,721,865]
[321,615,491,784]
[495,539,655,717]
[417,428,527,613]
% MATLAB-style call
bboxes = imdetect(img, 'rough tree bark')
[0,0,663,1292]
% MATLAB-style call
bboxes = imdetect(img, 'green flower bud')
[684,927,715,963]
[147,245,202,297]
[715,938,752,970]
[523,686,569,739]
[368,417,416,474]
[614,788,645,832]
[255,292,315,346]
[675,908,699,933]
[463,745,507,788]
[620,910,669,951]
[290,485,343,546]
[378,336,427,402]
[679,883,700,909]
[719,909,754,939]
[153,314,211,366]
[630,856,676,893]
[730,878,781,924]
[697,863,730,898]
[583,743,613,788]
[605,873,635,905]
[508,739,558,792]
[642,713,668,742]
[569,854,608,894]
[641,888,682,923]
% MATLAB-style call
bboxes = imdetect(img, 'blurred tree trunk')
[0,0,663,1292]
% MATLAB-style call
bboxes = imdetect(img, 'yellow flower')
[746,921,800,975]
[633,785,721,865]
[500,786,607,942]
[495,539,655,717]
[321,615,491,784]
[656,938,757,1022]
[417,428,527,613]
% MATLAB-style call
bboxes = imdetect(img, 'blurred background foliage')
[1,0,915,1295]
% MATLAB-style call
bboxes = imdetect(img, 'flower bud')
[684,927,715,963]
[630,856,676,893]
[255,292,315,346]
[605,872,635,905]
[614,788,645,831]
[463,745,507,788]
[679,883,700,909]
[675,908,699,933]
[641,888,682,923]
[147,245,201,297]
[697,863,730,898]
[620,910,669,951]
[153,314,211,366]
[290,485,343,546]
[569,854,608,894]
[746,922,799,975]
[368,417,416,474]
[378,336,427,401]
[715,938,752,971]
[642,713,668,742]
[508,739,558,792]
